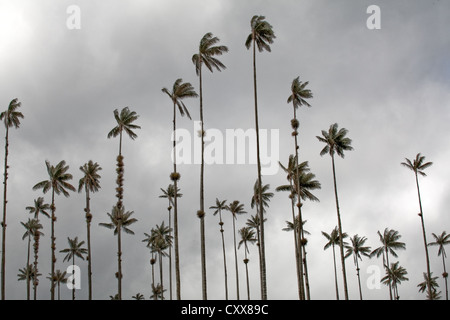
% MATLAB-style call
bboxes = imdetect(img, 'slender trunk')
[415,173,433,299]
[252,36,267,301]
[289,181,302,299]
[151,252,156,300]
[296,205,306,300]
[33,228,40,300]
[232,215,240,300]
[117,225,122,300]
[384,247,393,300]
[356,258,362,300]
[302,241,311,300]
[218,210,229,300]
[85,187,93,300]
[168,206,173,300]
[198,64,207,300]
[72,255,75,300]
[244,244,250,300]
[26,233,31,300]
[50,189,56,300]
[332,244,340,300]
[173,101,181,300]
[1,127,9,300]
[331,154,349,300]
[159,251,164,300]
[442,253,448,300]
[58,282,60,300]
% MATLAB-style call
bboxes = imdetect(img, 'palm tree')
[381,262,408,300]
[238,227,257,300]
[418,272,441,300]
[60,236,87,300]
[132,292,145,300]
[21,218,43,300]
[210,198,229,299]
[18,265,40,299]
[78,160,102,300]
[26,197,50,300]
[245,15,275,300]
[107,107,140,218]
[159,184,182,300]
[225,200,247,300]
[345,235,371,300]
[401,153,433,299]
[150,283,166,300]
[1,98,24,299]
[99,205,138,300]
[32,160,76,300]
[162,78,198,299]
[47,269,67,300]
[193,32,228,300]
[370,228,406,299]
[322,227,349,300]
[429,231,450,300]
[317,123,353,299]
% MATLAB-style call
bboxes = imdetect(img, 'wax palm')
[210,198,229,299]
[162,78,197,299]
[245,15,275,300]
[322,227,349,300]
[18,265,40,299]
[1,98,24,299]
[107,107,141,156]
[429,231,450,300]
[193,35,228,299]
[402,153,433,299]
[418,272,441,300]
[381,262,408,300]
[159,184,181,300]
[99,205,137,300]
[226,200,247,300]
[370,228,406,300]
[32,160,75,300]
[250,180,274,215]
[26,197,49,299]
[78,160,102,300]
[132,293,145,300]
[21,218,43,300]
[60,236,87,300]
[345,235,371,300]
[317,123,353,300]
[238,227,257,300]
[47,269,67,300]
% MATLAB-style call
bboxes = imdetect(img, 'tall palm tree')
[210,198,229,300]
[78,160,102,300]
[245,15,275,300]
[429,231,450,300]
[18,265,40,299]
[0,98,24,299]
[99,205,137,300]
[238,227,257,300]
[60,236,87,300]
[26,197,50,300]
[132,293,145,300]
[381,262,408,300]
[32,160,76,300]
[317,123,353,300]
[225,200,247,300]
[47,269,67,300]
[402,153,433,299]
[159,184,182,300]
[370,228,406,300]
[193,32,228,300]
[162,78,198,299]
[21,218,43,300]
[142,231,157,298]
[344,235,371,300]
[107,107,140,218]
[418,272,441,300]
[322,227,349,300]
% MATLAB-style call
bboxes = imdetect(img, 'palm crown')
[33,160,76,197]
[287,77,313,109]
[401,153,433,177]
[1,98,24,129]
[107,107,141,141]
[162,79,198,120]
[192,32,228,75]
[317,123,353,158]
[99,205,138,235]
[78,160,102,193]
[60,237,87,263]
[245,15,276,52]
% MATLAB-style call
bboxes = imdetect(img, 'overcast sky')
[1,0,450,300]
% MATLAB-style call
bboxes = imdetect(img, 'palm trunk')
[50,188,56,300]
[72,255,75,300]
[331,154,349,300]
[33,229,40,300]
[85,186,93,300]
[302,241,311,300]
[289,182,302,299]
[384,247,393,300]
[441,253,448,300]
[173,101,181,300]
[244,244,250,300]
[159,250,164,300]
[198,65,207,300]
[252,36,267,301]
[218,210,229,300]
[117,225,122,300]
[151,252,156,300]
[167,205,173,300]
[356,258,362,300]
[332,244,340,300]
[1,127,9,300]
[26,233,31,300]
[415,173,433,300]
[232,215,240,300]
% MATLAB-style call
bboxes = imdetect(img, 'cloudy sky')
[1,0,450,300]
